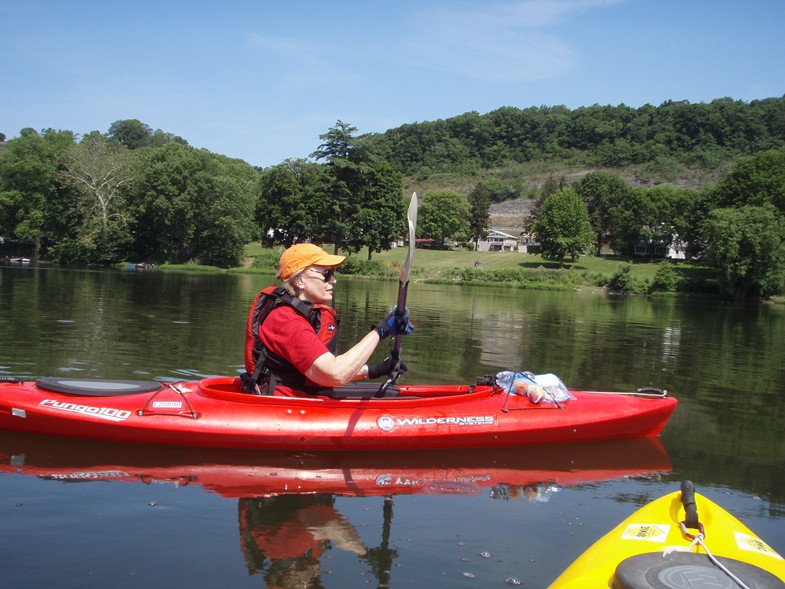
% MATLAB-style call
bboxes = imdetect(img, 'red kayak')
[0,431,672,499]
[0,375,677,451]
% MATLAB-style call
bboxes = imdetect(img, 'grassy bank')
[234,243,719,296]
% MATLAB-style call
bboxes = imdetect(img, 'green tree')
[132,142,206,261]
[528,175,566,232]
[633,185,699,258]
[701,205,785,299]
[574,171,633,255]
[197,156,259,266]
[685,150,785,260]
[475,177,520,203]
[108,119,188,150]
[131,142,257,265]
[108,119,154,150]
[418,191,470,247]
[349,162,405,260]
[55,132,136,263]
[532,188,593,265]
[313,121,404,258]
[467,182,492,248]
[313,121,362,253]
[257,159,330,246]
[312,120,357,161]
[60,132,135,237]
[0,128,76,256]
[711,149,785,213]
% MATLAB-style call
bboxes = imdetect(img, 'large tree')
[693,149,785,281]
[313,121,364,252]
[574,171,633,255]
[196,156,259,267]
[349,161,405,260]
[701,205,785,299]
[0,128,76,257]
[108,119,188,150]
[467,182,492,248]
[312,121,405,258]
[257,159,330,247]
[312,120,357,161]
[108,119,154,150]
[710,149,785,213]
[60,132,135,238]
[131,142,257,265]
[418,191,470,247]
[633,185,699,258]
[532,188,593,265]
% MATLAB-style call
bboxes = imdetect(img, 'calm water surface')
[1,264,784,588]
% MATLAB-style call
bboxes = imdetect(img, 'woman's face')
[297,265,336,304]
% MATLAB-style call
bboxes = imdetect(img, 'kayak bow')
[550,480,785,588]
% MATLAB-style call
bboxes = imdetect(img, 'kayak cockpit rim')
[196,376,497,405]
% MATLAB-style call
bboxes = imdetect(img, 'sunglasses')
[308,267,336,282]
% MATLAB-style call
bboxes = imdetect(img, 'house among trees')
[634,235,687,259]
[477,230,519,252]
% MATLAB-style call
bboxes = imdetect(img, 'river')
[1,264,783,588]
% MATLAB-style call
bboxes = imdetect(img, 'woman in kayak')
[243,243,413,396]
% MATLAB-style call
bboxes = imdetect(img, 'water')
[1,264,784,588]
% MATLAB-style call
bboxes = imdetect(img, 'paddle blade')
[400,192,418,284]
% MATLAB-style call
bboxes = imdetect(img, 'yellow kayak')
[550,481,785,588]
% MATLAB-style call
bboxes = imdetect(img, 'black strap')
[247,287,321,395]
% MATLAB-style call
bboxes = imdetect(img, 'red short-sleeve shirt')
[258,305,329,395]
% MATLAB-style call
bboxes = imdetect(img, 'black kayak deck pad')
[35,378,163,396]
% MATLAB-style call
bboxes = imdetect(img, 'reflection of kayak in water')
[0,375,677,450]
[0,431,671,499]
[549,481,785,588]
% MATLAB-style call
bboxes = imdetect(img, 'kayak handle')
[680,480,701,530]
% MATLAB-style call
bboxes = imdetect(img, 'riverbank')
[147,243,782,303]
[149,244,711,297]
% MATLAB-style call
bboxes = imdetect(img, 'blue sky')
[3,0,783,168]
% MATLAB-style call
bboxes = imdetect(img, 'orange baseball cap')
[277,243,346,279]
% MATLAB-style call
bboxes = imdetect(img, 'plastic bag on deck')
[495,371,574,404]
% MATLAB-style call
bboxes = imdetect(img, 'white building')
[477,230,519,252]
[634,234,687,259]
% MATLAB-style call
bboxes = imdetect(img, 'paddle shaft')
[390,274,410,360]
[378,193,418,395]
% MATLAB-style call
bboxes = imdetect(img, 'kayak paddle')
[377,192,418,396]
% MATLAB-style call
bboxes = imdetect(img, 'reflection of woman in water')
[238,495,367,588]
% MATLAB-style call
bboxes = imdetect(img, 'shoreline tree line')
[1,97,784,299]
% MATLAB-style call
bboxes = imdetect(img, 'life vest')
[243,286,338,395]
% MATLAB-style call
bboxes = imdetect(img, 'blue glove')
[372,307,414,340]
[368,357,409,379]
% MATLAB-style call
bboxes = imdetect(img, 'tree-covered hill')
[360,96,785,198]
